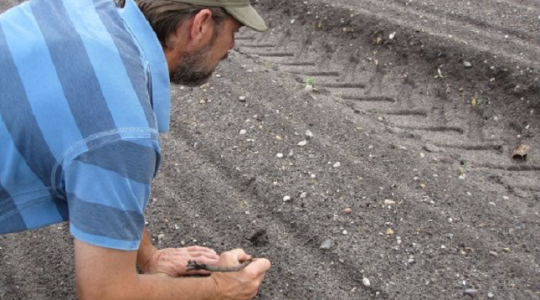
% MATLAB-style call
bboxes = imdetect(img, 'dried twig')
[186,259,252,273]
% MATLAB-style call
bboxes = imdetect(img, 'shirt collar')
[119,0,171,133]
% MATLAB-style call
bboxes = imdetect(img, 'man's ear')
[189,9,214,46]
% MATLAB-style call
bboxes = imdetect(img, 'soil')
[1,0,539,299]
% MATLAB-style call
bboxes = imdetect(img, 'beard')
[170,40,217,87]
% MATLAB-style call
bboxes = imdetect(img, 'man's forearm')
[117,273,218,300]
[75,239,220,300]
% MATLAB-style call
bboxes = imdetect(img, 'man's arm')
[136,227,220,276]
[74,238,271,300]
[136,228,158,272]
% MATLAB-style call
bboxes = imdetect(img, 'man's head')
[136,0,267,86]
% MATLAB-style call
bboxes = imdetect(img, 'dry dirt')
[1,0,540,299]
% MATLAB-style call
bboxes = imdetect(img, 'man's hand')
[141,246,220,276]
[211,249,271,300]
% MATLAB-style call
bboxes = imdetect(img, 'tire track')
[239,3,540,206]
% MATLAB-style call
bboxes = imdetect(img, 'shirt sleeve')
[62,137,160,250]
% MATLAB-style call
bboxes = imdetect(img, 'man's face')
[171,17,242,86]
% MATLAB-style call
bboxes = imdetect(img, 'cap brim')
[225,5,268,32]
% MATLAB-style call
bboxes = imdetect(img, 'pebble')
[300,192,308,198]
[283,196,292,202]
[333,162,341,168]
[158,233,165,241]
[463,61,473,68]
[320,239,334,249]
[488,292,494,298]
[362,278,371,287]
[384,199,396,205]
[276,153,284,158]
[439,156,454,164]
[305,130,314,139]
[298,140,308,147]
[464,289,478,296]
[239,96,247,102]
[423,144,442,153]
[240,129,247,135]
[388,127,405,134]
[343,207,352,214]
[386,228,395,235]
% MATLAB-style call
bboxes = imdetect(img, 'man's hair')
[133,0,230,48]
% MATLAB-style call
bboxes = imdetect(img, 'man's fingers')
[246,258,271,276]
[219,249,253,266]
[186,246,217,254]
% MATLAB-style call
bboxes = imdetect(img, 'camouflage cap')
[169,0,268,32]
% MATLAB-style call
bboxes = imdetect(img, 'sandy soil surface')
[1,0,539,299]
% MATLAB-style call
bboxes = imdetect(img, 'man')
[0,0,271,299]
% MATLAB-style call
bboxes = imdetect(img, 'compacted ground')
[1,0,539,299]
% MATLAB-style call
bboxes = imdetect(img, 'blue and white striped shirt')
[0,0,170,250]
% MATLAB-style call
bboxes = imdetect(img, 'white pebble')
[239,96,247,102]
[333,162,341,168]
[298,140,308,147]
[362,278,371,287]
[384,199,396,205]
[283,196,292,202]
[276,153,284,158]
[240,129,247,135]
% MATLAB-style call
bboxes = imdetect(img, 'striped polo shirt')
[0,0,171,250]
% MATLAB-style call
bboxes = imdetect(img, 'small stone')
[305,130,314,139]
[283,196,292,202]
[276,153,284,158]
[362,277,371,287]
[239,96,247,102]
[320,239,334,249]
[300,192,308,198]
[215,74,222,78]
[503,196,510,200]
[298,140,308,147]
[423,144,442,153]
[384,199,396,205]
[239,129,247,135]
[386,228,395,235]
[333,162,341,168]
[463,61,473,68]
[439,156,454,164]
[342,230,348,235]
[489,251,499,257]
[464,289,478,296]
[343,207,352,214]
[488,292,494,298]
[158,233,166,241]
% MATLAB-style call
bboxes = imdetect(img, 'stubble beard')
[171,40,216,87]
